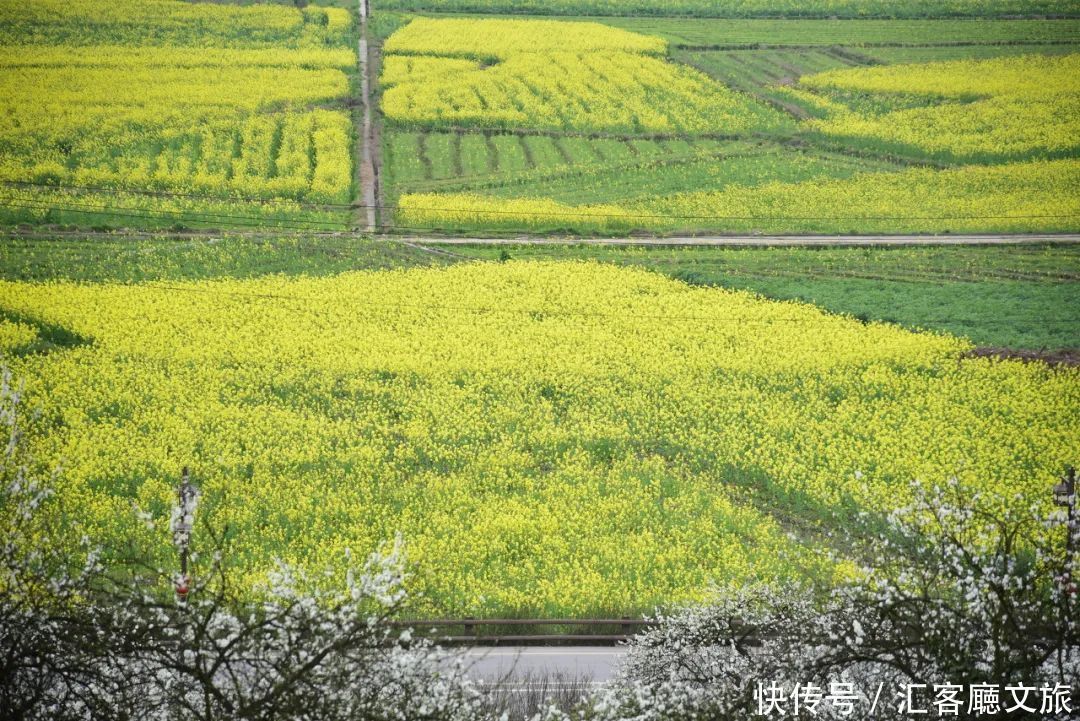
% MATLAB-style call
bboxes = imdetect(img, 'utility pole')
[1053,466,1077,597]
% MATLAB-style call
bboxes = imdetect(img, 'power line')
[0,180,356,210]
[4,198,1080,266]
[0,195,349,228]
[0,198,352,233]
[124,280,1080,327]
[5,198,1077,242]
[0,198,550,236]
[5,181,1079,223]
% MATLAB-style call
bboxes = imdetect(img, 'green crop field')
[588,17,1080,45]
[0,234,448,284]
[384,137,879,209]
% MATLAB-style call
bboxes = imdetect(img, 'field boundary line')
[408,233,1080,247]
[385,125,746,142]
[672,38,1080,50]
[380,9,1080,21]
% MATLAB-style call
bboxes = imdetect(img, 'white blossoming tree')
[0,370,487,721]
[544,479,1078,721]
[4,360,1077,721]
[0,367,117,720]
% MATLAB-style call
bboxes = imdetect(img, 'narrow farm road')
[357,0,377,232]
[405,233,1080,247]
[460,646,626,685]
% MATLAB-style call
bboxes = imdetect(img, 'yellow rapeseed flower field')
[0,0,353,47]
[380,18,786,134]
[382,17,667,59]
[0,319,37,352]
[801,53,1079,99]
[798,54,1080,160]
[0,0,355,210]
[3,263,1077,615]
[381,22,1078,233]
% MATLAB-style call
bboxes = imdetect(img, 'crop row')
[2,44,355,70]
[381,132,906,219]
[7,65,348,114]
[596,17,1080,47]
[476,146,899,205]
[383,131,744,191]
[382,17,667,60]
[679,48,859,89]
[802,51,1077,98]
[0,186,352,230]
[0,109,353,204]
[860,44,1077,64]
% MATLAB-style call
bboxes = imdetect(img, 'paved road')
[459,646,627,685]
[410,233,1080,247]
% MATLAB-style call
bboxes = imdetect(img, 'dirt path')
[8,227,1078,248]
[357,0,377,232]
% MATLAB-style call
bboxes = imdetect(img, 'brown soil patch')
[966,347,1080,367]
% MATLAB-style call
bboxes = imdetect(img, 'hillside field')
[1,0,1078,625]
[4,260,1079,616]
